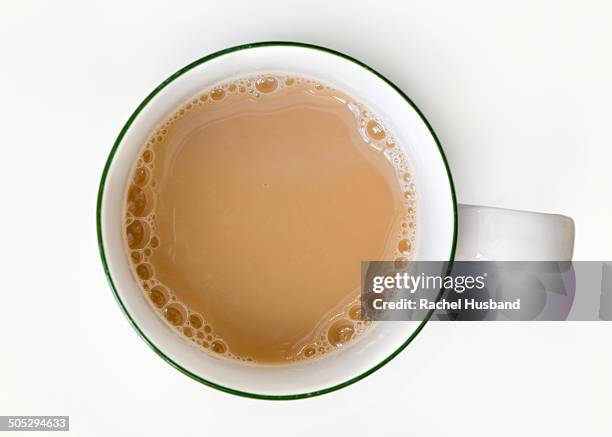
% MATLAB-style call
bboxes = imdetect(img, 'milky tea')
[123,74,416,364]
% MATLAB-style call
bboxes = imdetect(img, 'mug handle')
[456,204,575,261]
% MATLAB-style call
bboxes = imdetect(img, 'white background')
[1,0,611,435]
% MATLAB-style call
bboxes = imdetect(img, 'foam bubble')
[210,88,225,101]
[149,286,169,308]
[398,238,411,254]
[164,303,186,326]
[126,219,150,249]
[188,314,203,329]
[133,167,150,187]
[136,263,154,280]
[348,305,362,321]
[394,257,409,269]
[142,150,154,163]
[303,346,316,357]
[210,340,226,354]
[127,185,153,217]
[328,319,355,347]
[254,76,276,94]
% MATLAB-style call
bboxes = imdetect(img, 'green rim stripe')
[96,41,458,400]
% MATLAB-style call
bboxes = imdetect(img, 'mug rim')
[96,41,458,400]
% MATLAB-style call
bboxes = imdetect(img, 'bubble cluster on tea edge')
[122,72,417,364]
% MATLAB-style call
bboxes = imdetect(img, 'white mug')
[97,42,575,399]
